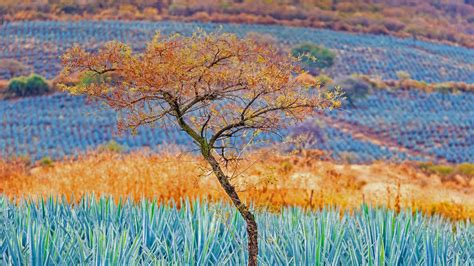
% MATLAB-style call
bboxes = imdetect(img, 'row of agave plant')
[1,196,473,265]
[2,20,473,83]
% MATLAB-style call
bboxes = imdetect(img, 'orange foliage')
[2,150,473,220]
[59,31,339,154]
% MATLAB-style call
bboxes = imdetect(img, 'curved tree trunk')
[203,152,258,266]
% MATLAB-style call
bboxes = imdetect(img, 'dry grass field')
[2,149,473,220]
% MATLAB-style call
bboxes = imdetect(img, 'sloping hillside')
[1,21,472,82]
[1,0,473,48]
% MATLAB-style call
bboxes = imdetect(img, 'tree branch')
[241,91,263,120]
[162,92,206,148]
[88,66,118,75]
[200,114,212,138]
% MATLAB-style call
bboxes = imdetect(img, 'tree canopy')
[60,31,341,156]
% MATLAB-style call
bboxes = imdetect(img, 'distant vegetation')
[419,163,474,179]
[1,0,473,48]
[39,156,53,167]
[7,74,50,97]
[292,43,335,74]
[98,140,126,153]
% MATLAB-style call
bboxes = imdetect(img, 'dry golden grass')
[1,149,473,220]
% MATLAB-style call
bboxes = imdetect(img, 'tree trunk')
[203,152,258,266]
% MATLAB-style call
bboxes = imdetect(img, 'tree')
[59,31,341,265]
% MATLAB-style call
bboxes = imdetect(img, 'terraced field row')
[1,90,472,163]
[1,21,473,83]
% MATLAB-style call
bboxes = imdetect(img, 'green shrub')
[428,165,455,176]
[292,43,336,74]
[39,156,54,167]
[457,163,474,177]
[7,74,50,97]
[26,74,49,93]
[7,77,28,96]
[99,140,125,153]
[419,163,474,178]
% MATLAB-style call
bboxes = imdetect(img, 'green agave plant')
[1,196,473,265]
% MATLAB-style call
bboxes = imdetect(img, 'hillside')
[0,0,473,48]
[1,21,473,82]
[1,90,473,163]
[1,21,473,164]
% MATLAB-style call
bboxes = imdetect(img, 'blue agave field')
[1,90,473,163]
[2,196,473,265]
[1,21,473,164]
[1,20,473,83]
[321,90,474,163]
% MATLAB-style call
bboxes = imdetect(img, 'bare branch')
[88,66,118,75]
[200,114,212,138]
[241,91,264,120]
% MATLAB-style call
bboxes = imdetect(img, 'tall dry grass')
[1,150,473,220]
